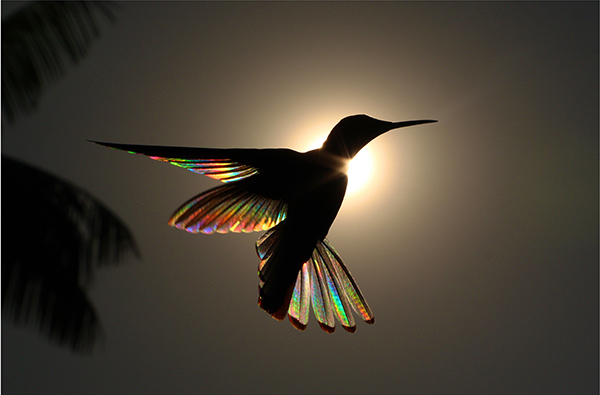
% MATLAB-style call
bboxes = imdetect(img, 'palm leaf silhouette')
[2,1,117,123]
[1,1,136,352]
[2,156,139,353]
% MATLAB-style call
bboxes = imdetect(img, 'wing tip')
[88,140,112,148]
[88,140,132,152]
[365,317,375,325]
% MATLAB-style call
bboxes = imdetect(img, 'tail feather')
[319,239,374,324]
[289,315,308,331]
[257,229,374,333]
[255,222,308,317]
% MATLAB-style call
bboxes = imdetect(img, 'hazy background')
[2,1,598,394]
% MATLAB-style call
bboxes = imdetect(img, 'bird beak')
[322,116,437,159]
[369,119,437,145]
[390,119,438,130]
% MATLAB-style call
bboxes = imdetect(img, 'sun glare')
[300,132,375,197]
[346,148,374,196]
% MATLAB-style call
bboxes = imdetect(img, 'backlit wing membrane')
[170,183,287,234]
[146,157,258,183]
[92,141,288,234]
[92,141,260,183]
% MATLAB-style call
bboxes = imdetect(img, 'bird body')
[93,115,436,332]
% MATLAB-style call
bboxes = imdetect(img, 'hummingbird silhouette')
[93,115,436,333]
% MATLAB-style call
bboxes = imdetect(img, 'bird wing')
[169,183,286,234]
[91,141,276,182]
[257,227,374,333]
[92,141,290,234]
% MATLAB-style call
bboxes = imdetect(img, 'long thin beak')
[356,118,438,158]
[391,119,438,129]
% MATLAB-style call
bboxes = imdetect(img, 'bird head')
[321,114,437,159]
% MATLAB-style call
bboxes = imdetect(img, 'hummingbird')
[93,115,436,333]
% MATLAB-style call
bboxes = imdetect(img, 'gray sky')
[2,1,598,394]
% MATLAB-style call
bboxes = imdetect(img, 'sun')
[299,132,375,197]
[346,147,374,196]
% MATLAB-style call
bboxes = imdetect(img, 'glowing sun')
[301,133,375,197]
[346,147,374,196]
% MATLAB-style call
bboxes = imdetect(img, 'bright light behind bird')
[346,148,374,196]
[299,131,375,197]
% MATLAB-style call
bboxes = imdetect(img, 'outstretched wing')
[154,157,257,183]
[170,183,286,234]
[91,141,267,183]
[92,141,291,233]
[257,229,374,333]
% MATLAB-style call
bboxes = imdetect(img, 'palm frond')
[2,1,118,124]
[2,156,139,352]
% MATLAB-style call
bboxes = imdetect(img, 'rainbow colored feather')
[116,149,287,234]
[146,156,258,183]
[169,183,287,234]
[257,228,374,333]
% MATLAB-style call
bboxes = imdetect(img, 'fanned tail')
[257,230,374,333]
[255,223,308,319]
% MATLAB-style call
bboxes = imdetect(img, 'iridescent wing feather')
[92,141,288,234]
[91,141,263,182]
[170,183,287,234]
[155,157,258,183]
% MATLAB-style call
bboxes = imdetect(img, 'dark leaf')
[1,1,118,124]
[2,156,139,352]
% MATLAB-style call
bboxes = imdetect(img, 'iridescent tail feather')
[257,226,374,333]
